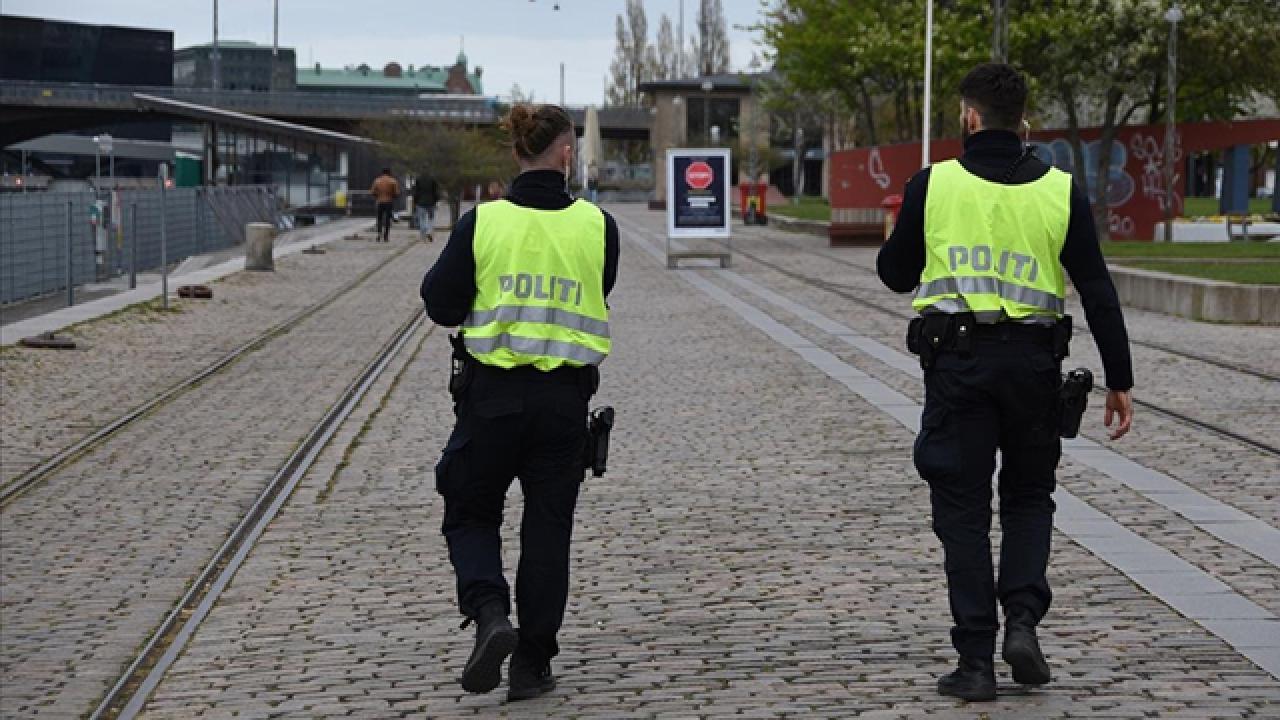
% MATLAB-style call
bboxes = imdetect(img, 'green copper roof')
[295,65,482,94]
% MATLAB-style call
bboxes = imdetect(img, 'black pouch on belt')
[1052,315,1074,361]
[906,317,924,356]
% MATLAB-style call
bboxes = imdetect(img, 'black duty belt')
[907,313,1072,370]
[969,322,1055,344]
[473,362,591,385]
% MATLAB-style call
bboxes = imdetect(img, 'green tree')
[759,0,984,147]
[653,14,680,80]
[1013,0,1279,239]
[762,0,1279,238]
[360,119,515,225]
[693,0,732,76]
[607,0,656,107]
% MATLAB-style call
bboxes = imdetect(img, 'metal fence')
[1,186,277,305]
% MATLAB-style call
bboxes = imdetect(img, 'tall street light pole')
[701,80,714,147]
[271,0,279,93]
[921,0,933,168]
[212,0,221,92]
[677,0,684,78]
[1163,3,1183,243]
[992,0,1008,63]
[98,133,114,190]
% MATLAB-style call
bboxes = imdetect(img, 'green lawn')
[769,197,831,222]
[1182,196,1275,217]
[1101,241,1280,259]
[1120,260,1280,285]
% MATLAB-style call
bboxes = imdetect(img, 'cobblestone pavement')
[618,216,1280,630]
[128,207,1278,718]
[691,220,1280,521]
[0,228,433,718]
[0,218,391,485]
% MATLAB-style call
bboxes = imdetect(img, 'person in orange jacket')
[370,168,401,242]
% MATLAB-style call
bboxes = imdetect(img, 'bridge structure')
[0,80,651,147]
[1,80,652,216]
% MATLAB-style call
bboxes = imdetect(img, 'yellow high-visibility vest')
[913,159,1071,323]
[464,199,610,370]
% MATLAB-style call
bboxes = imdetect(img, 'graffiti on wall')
[831,118,1279,240]
[1129,133,1183,214]
[1029,139,1135,208]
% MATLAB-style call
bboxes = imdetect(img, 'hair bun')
[502,103,574,160]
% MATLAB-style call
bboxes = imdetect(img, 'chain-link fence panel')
[2,186,277,305]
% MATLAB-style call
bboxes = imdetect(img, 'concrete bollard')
[245,222,275,271]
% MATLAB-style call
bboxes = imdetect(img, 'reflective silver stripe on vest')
[921,303,1058,326]
[465,333,606,365]
[464,305,611,338]
[915,276,1065,314]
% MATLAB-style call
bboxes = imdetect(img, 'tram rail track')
[90,309,430,720]
[644,223,1280,460]
[758,233,1280,385]
[0,238,417,508]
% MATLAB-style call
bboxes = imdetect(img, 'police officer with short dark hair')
[420,103,619,702]
[877,63,1134,701]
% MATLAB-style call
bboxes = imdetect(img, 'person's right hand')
[1104,390,1133,440]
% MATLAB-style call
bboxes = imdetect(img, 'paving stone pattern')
[134,207,1278,717]
[710,220,1280,525]
[625,218,1280,627]
[0,219,393,485]
[0,229,433,718]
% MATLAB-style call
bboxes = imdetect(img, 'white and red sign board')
[667,148,731,239]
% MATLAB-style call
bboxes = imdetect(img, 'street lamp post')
[673,95,684,146]
[1163,3,1182,243]
[212,0,221,93]
[700,80,714,146]
[922,0,934,168]
[97,133,115,190]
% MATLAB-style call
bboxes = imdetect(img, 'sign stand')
[666,147,731,269]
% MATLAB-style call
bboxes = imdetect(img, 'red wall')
[829,118,1279,241]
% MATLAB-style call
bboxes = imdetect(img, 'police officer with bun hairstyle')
[420,103,618,702]
[877,63,1134,701]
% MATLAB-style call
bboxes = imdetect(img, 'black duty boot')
[937,657,997,701]
[460,601,518,694]
[1003,611,1051,686]
[507,653,556,702]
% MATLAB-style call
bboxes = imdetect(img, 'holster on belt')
[447,333,474,403]
[582,406,615,478]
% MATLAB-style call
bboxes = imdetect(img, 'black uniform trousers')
[913,329,1062,660]
[435,363,590,665]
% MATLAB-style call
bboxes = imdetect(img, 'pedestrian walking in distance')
[370,167,400,242]
[420,102,619,702]
[413,173,440,242]
[877,63,1135,702]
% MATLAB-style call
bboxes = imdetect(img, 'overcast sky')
[2,0,767,105]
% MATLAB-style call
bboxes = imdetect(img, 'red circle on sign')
[685,161,714,190]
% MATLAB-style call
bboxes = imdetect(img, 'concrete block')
[1107,265,1280,325]
[245,222,276,272]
